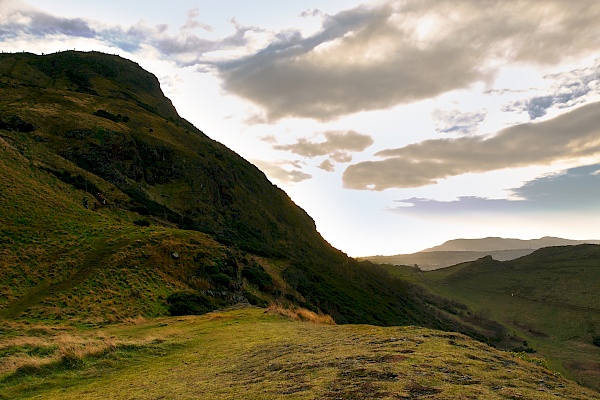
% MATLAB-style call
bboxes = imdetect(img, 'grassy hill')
[2,50,599,397]
[2,307,598,400]
[382,246,600,391]
[362,237,600,270]
[0,50,492,331]
[363,249,535,270]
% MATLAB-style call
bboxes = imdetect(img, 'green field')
[383,250,600,390]
[2,307,598,400]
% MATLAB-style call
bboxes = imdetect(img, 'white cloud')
[343,101,600,190]
[273,130,373,166]
[432,108,487,135]
[504,61,600,119]
[251,159,312,184]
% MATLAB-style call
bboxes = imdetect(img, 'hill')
[363,249,535,270]
[0,50,487,331]
[422,236,600,252]
[362,236,600,270]
[382,245,600,391]
[1,307,598,400]
[1,50,598,397]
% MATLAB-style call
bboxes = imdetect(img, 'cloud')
[318,159,335,172]
[432,109,487,135]
[251,159,312,185]
[504,62,600,119]
[0,1,257,59]
[4,0,600,122]
[392,163,600,215]
[0,4,96,39]
[212,0,600,121]
[273,130,373,165]
[300,9,323,18]
[343,101,600,190]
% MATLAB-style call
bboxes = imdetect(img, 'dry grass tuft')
[266,304,335,325]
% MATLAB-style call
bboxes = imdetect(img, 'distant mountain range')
[362,236,600,270]
[422,236,600,252]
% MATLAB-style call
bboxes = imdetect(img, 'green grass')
[383,250,600,391]
[1,307,598,400]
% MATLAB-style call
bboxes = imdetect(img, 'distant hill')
[383,244,600,391]
[364,249,536,270]
[362,236,600,270]
[422,236,600,252]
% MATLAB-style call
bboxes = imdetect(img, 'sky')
[2,0,600,257]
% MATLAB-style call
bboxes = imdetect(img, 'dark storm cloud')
[343,101,600,190]
[392,164,600,215]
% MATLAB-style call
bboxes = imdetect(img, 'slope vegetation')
[1,51,598,398]
[1,50,472,331]
[383,246,600,391]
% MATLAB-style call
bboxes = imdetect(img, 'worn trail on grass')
[1,237,132,319]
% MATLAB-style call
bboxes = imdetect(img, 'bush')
[93,109,129,123]
[211,273,231,287]
[133,219,150,227]
[242,263,273,292]
[244,291,268,307]
[166,292,218,316]
[593,336,600,347]
[0,115,36,132]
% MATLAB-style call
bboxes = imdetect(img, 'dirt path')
[1,237,131,320]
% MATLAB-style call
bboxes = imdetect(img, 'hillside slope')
[383,245,600,391]
[1,50,478,331]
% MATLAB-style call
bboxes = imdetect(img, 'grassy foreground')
[1,307,598,400]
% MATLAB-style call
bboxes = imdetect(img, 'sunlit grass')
[1,308,597,400]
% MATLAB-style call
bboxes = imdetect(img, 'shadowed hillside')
[1,50,481,331]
